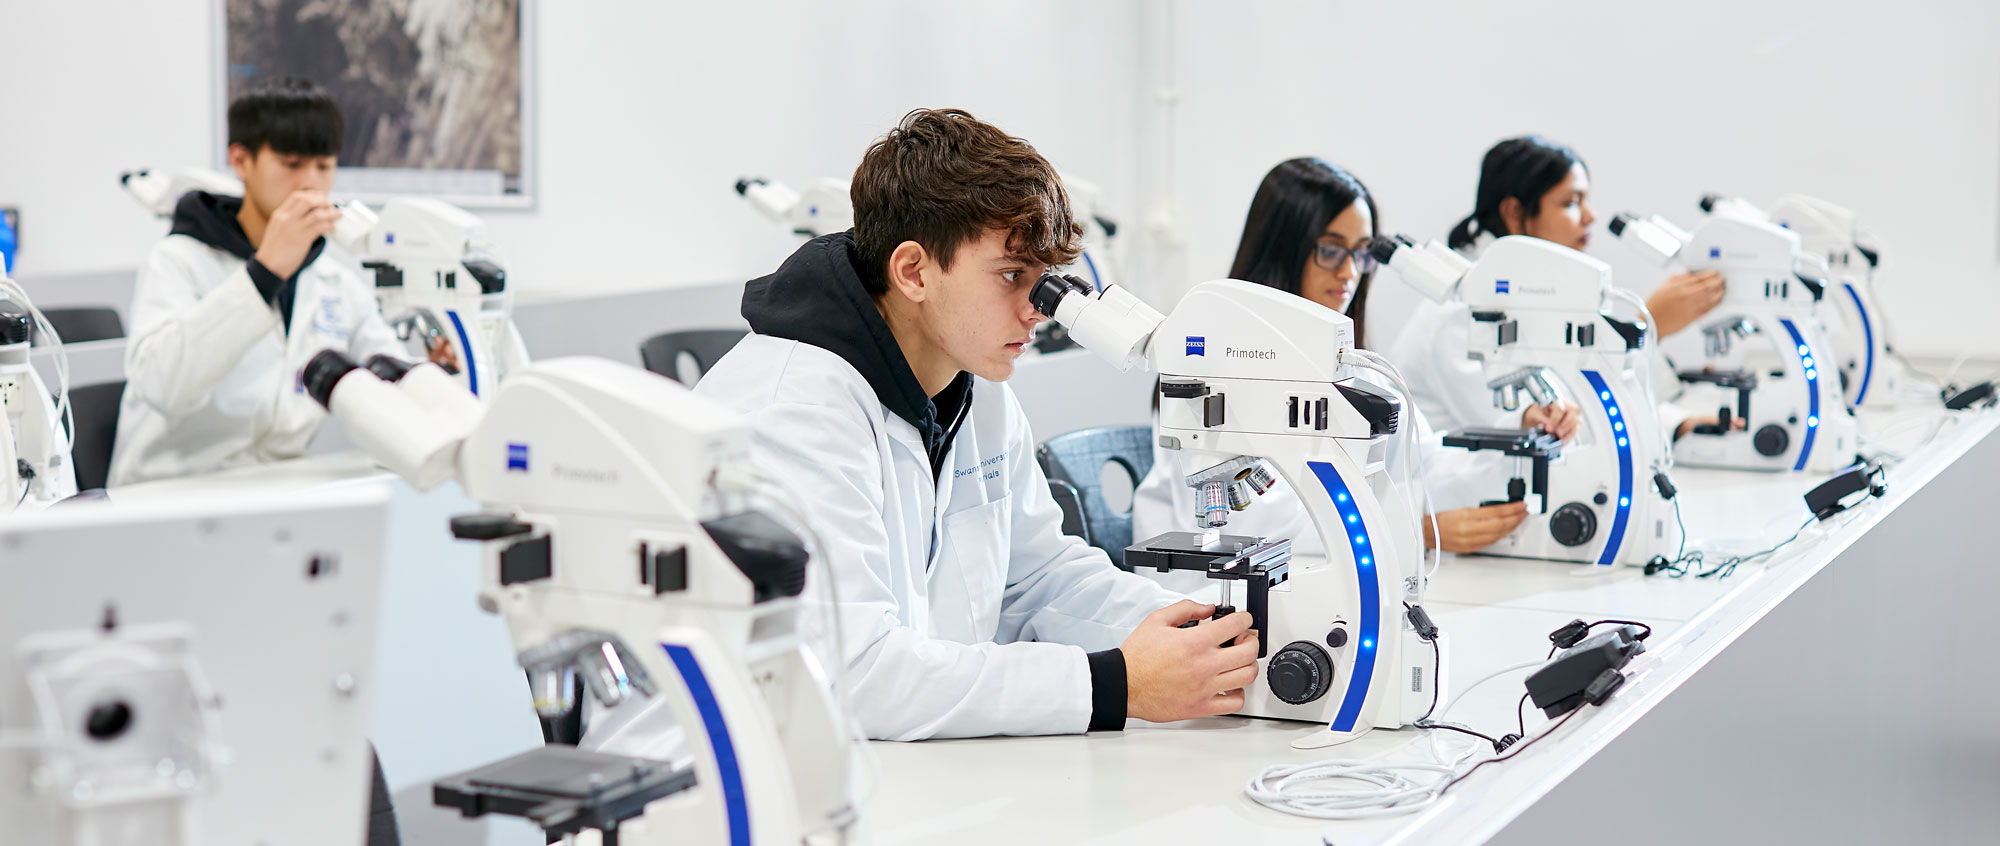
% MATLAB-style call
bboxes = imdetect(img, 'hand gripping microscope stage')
[1029,272,1441,749]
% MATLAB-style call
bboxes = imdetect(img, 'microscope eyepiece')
[1698,194,1723,213]
[1030,272,1092,321]
[1367,236,1407,267]
[302,349,362,410]
[1607,213,1636,237]
[365,354,415,384]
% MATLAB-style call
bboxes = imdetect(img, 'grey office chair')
[65,380,124,491]
[39,307,124,343]
[1048,478,1092,545]
[639,328,748,386]
[1037,425,1155,569]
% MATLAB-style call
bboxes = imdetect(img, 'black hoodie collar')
[741,232,973,480]
[169,191,323,332]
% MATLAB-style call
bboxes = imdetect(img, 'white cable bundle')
[0,275,75,461]
[1246,657,1548,819]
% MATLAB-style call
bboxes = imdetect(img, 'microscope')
[121,169,529,398]
[303,352,859,844]
[1371,235,1682,567]
[335,198,530,399]
[1,278,78,512]
[736,172,1122,353]
[1609,211,1859,473]
[1698,193,1902,410]
[1031,273,1439,748]
[2,486,391,846]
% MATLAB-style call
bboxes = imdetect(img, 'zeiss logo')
[506,443,529,472]
[385,232,397,245]
[1709,247,1722,259]
[1495,279,1511,294]
[1186,336,1205,356]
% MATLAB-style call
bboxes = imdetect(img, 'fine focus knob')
[1267,641,1335,705]
[1549,502,1598,548]
[1754,424,1791,457]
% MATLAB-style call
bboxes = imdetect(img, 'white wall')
[1140,0,2000,359]
[5,1,1994,359]
[0,0,1145,301]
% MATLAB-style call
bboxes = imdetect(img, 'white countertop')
[862,404,2000,846]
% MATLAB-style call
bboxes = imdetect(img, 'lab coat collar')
[169,190,324,330]
[741,231,972,478]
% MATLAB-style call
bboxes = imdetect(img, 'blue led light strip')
[1842,283,1875,407]
[1308,461,1380,733]
[1580,371,1632,567]
[1779,319,1820,471]
[446,310,480,397]
[664,644,750,846]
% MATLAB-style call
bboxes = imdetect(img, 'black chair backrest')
[39,307,125,344]
[639,328,749,386]
[1047,479,1092,546]
[66,381,125,491]
[1036,425,1155,569]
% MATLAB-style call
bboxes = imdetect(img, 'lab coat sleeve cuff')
[246,257,286,305]
[1086,648,1126,732]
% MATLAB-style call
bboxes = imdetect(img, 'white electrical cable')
[742,467,879,839]
[1,277,73,508]
[1245,651,1549,821]
[1341,346,1439,596]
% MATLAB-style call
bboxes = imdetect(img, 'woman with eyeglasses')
[1131,158,1555,580]
[1388,135,1732,440]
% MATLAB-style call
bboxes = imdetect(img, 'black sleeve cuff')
[1086,648,1127,732]
[246,258,286,305]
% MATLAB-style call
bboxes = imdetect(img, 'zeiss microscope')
[1,278,77,512]
[1609,211,1859,473]
[1699,193,1902,410]
[1031,273,1440,749]
[122,169,529,398]
[334,198,530,399]
[304,352,859,844]
[1371,235,1681,567]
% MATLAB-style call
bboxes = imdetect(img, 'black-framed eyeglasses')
[1312,240,1377,274]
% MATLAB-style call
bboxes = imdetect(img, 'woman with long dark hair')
[1132,158,1543,570]
[1392,135,1729,439]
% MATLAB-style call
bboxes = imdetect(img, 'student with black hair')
[110,78,446,487]
[1132,158,1567,563]
[1391,135,1731,440]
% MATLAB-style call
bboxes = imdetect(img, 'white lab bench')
[861,405,2000,846]
[105,404,2000,846]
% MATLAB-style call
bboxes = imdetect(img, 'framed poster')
[218,0,537,208]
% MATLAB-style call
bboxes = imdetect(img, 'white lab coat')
[1130,404,1499,593]
[587,335,1183,749]
[109,236,403,486]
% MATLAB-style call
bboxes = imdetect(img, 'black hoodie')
[740,232,1130,733]
[741,231,973,481]
[169,191,326,332]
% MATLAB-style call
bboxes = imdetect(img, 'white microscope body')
[1031,274,1438,748]
[121,169,528,399]
[1700,193,1902,409]
[1,281,78,512]
[305,352,858,844]
[338,198,529,399]
[1375,235,1681,567]
[1610,212,1858,473]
